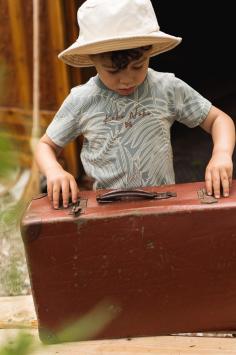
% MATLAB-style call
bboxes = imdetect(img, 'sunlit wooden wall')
[0,0,93,177]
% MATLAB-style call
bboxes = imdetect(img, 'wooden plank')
[7,0,31,108]
[0,329,236,355]
[0,295,37,329]
[47,0,78,177]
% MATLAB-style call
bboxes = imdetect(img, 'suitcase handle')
[96,189,176,203]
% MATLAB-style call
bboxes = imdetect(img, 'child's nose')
[119,71,133,86]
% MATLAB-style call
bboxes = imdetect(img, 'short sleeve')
[174,77,212,128]
[46,92,82,147]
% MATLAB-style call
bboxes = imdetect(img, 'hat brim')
[58,31,182,67]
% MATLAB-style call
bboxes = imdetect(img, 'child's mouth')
[118,87,136,95]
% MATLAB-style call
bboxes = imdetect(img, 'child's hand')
[46,167,79,209]
[205,152,233,198]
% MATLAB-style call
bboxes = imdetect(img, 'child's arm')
[35,134,79,209]
[200,105,235,198]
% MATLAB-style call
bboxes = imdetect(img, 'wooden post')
[7,0,31,109]
[47,0,79,177]
[65,0,82,87]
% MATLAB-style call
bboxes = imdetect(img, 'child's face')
[90,52,150,96]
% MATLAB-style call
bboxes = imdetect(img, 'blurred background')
[152,1,236,182]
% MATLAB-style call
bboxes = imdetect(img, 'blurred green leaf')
[0,200,26,226]
[56,299,120,343]
[0,332,34,355]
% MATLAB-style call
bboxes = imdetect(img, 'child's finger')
[205,170,213,196]
[226,167,233,187]
[220,170,230,197]
[47,182,53,201]
[52,183,61,209]
[70,178,79,203]
[61,181,70,208]
[212,170,221,198]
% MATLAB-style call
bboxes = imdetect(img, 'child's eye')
[107,70,119,74]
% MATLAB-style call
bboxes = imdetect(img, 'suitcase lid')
[21,181,236,225]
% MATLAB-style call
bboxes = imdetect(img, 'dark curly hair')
[110,45,152,70]
[90,45,152,71]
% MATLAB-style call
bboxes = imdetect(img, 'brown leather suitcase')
[21,181,236,343]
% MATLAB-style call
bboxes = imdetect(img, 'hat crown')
[58,0,182,67]
[77,0,160,44]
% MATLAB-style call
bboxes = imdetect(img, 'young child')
[35,0,235,209]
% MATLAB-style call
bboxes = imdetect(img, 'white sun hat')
[58,0,182,67]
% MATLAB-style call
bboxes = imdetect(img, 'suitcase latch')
[68,198,87,217]
[197,188,218,204]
